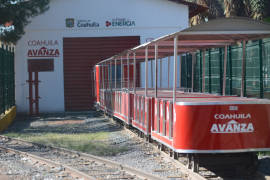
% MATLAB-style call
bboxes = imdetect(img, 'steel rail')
[0,135,163,180]
[122,124,266,180]
[0,145,95,180]
[121,126,207,180]
[157,148,207,180]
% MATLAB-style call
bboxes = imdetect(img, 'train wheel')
[169,150,173,157]
[173,152,178,160]
[186,154,199,172]
[161,144,165,151]
[252,153,258,168]
[191,155,199,173]
[158,144,162,150]
[186,154,192,169]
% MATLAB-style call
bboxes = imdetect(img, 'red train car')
[94,18,270,171]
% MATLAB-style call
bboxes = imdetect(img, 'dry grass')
[5,132,129,156]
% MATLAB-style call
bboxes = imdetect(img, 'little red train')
[95,76,270,152]
[94,18,270,171]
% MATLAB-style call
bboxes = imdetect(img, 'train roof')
[97,17,270,64]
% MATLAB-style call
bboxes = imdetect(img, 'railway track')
[111,117,269,180]
[0,135,163,180]
[106,116,207,180]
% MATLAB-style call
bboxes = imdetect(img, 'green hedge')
[0,44,15,115]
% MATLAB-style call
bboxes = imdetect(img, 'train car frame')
[94,17,270,171]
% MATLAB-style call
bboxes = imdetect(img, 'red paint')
[27,47,60,57]
[28,72,33,115]
[154,99,158,132]
[132,121,147,134]
[95,66,100,103]
[152,131,173,147]
[165,101,171,137]
[34,72,39,115]
[173,104,270,151]
[64,36,140,111]
[159,100,165,135]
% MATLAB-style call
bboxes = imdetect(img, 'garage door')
[63,36,140,111]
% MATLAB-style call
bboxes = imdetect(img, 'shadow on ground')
[3,111,123,134]
[1,111,129,156]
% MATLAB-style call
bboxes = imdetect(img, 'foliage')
[264,17,270,23]
[189,0,269,25]
[0,0,50,43]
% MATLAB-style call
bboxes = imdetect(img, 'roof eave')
[167,0,208,17]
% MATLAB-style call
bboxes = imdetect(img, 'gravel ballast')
[2,111,270,179]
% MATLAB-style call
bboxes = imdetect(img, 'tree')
[224,0,269,20]
[224,0,246,17]
[0,0,50,43]
[249,0,269,20]
[189,0,269,25]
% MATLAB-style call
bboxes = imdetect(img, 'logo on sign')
[66,18,75,28]
[66,18,99,28]
[28,47,60,57]
[106,18,135,27]
[77,20,99,28]
[210,113,254,134]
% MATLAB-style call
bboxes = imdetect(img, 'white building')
[15,0,205,113]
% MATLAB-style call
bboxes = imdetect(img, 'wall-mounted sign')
[106,18,136,27]
[27,40,60,58]
[28,59,54,72]
[66,18,99,28]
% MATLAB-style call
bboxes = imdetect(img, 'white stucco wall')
[15,0,189,113]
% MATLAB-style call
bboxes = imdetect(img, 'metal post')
[179,55,182,90]
[173,36,178,104]
[202,50,206,93]
[185,54,188,89]
[115,58,117,89]
[155,44,158,98]
[160,58,162,89]
[121,57,123,90]
[241,41,246,97]
[199,51,202,92]
[105,62,108,90]
[34,72,39,115]
[191,53,195,92]
[127,53,130,123]
[168,56,170,88]
[106,62,110,90]
[219,48,223,94]
[208,49,212,93]
[127,54,130,91]
[133,53,136,93]
[110,60,112,91]
[145,47,148,97]
[151,59,153,88]
[229,46,232,95]
[133,53,137,122]
[259,40,263,98]
[102,63,105,90]
[102,63,105,106]
[28,72,33,115]
[223,46,228,96]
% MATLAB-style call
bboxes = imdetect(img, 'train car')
[94,18,270,172]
